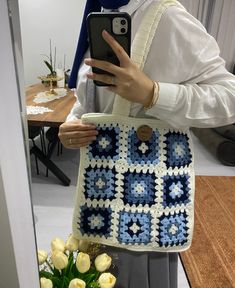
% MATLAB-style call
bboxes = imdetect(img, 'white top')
[67,0,235,129]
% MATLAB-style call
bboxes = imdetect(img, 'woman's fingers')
[84,30,130,76]
[87,72,117,86]
[84,58,121,76]
[58,120,98,149]
[102,30,130,64]
[59,120,96,132]
[67,135,97,148]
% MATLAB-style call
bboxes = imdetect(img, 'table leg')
[31,145,71,186]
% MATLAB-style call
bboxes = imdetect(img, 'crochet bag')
[73,0,195,252]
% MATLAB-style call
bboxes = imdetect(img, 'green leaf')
[64,252,75,277]
[44,60,53,74]
[51,276,63,288]
[87,282,100,288]
[54,267,61,277]
[61,276,70,288]
[39,271,53,278]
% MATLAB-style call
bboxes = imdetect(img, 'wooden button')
[136,125,153,141]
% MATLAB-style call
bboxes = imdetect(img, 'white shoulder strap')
[112,0,182,116]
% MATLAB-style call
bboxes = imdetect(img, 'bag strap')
[112,0,182,116]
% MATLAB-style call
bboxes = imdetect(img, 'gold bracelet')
[144,81,160,110]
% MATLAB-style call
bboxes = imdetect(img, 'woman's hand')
[58,119,98,149]
[84,30,154,107]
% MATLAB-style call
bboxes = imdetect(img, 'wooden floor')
[180,176,235,288]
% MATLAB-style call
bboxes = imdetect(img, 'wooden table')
[26,83,76,127]
[26,83,76,186]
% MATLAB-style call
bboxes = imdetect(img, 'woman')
[59,0,235,287]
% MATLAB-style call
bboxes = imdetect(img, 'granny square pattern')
[88,125,120,161]
[158,211,189,247]
[79,205,112,237]
[73,115,195,252]
[118,211,152,244]
[127,128,160,165]
[84,166,117,201]
[164,132,192,169]
[122,171,156,206]
[162,173,191,208]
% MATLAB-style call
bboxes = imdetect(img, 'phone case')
[87,12,131,86]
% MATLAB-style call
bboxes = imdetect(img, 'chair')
[28,126,46,174]
[45,127,63,176]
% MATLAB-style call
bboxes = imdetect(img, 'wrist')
[142,81,155,107]
[143,81,160,110]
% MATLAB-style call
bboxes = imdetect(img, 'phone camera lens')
[121,19,126,25]
[121,27,126,34]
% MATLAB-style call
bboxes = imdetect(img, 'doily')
[33,88,67,104]
[27,106,54,115]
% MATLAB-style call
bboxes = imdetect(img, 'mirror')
[18,0,87,250]
[7,0,235,286]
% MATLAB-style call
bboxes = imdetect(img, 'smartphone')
[87,12,131,86]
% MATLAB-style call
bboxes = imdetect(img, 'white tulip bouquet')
[38,235,116,288]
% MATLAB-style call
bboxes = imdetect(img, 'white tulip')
[98,273,116,288]
[65,234,79,252]
[68,278,86,288]
[40,277,53,288]
[76,252,90,273]
[94,253,112,272]
[38,250,48,265]
[51,237,65,252]
[77,240,90,252]
[51,251,68,270]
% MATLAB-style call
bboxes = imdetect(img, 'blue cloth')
[68,0,130,88]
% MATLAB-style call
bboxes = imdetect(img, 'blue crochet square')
[122,171,156,206]
[118,211,152,244]
[79,205,112,237]
[162,173,191,208]
[84,166,117,201]
[127,128,160,165]
[164,132,192,168]
[158,211,189,247]
[88,125,120,161]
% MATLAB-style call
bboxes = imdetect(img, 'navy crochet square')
[164,131,192,169]
[79,205,112,237]
[162,173,191,208]
[88,125,120,160]
[122,171,156,206]
[127,128,160,165]
[84,166,117,201]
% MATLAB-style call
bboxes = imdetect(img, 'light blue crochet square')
[158,211,189,247]
[118,211,152,244]
[84,166,117,201]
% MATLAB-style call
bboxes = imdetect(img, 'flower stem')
[46,260,54,273]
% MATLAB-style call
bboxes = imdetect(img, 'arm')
[145,6,235,128]
[84,6,235,128]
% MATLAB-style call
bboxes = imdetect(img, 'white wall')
[19,0,86,86]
